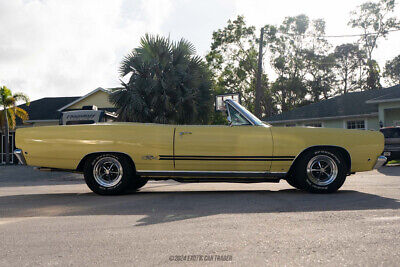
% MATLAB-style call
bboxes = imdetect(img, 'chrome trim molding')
[137,170,287,178]
[14,149,27,165]
[373,156,387,169]
[159,155,295,162]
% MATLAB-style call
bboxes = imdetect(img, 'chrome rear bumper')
[14,149,26,165]
[373,156,387,169]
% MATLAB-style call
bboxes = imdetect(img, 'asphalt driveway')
[0,165,399,266]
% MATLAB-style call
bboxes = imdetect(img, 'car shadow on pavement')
[0,166,84,187]
[0,189,399,226]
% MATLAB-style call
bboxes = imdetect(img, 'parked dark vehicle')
[380,127,400,163]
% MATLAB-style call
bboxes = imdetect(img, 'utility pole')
[4,109,9,164]
[255,27,264,118]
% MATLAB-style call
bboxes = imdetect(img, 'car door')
[173,125,273,171]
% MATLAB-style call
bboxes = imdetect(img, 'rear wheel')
[84,154,134,195]
[293,149,347,193]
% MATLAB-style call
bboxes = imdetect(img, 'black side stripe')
[169,155,294,159]
[160,158,294,161]
[160,155,295,158]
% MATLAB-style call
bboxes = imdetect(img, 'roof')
[266,84,400,123]
[366,88,400,103]
[17,96,80,124]
[57,87,111,111]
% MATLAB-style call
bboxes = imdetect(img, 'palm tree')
[110,34,212,124]
[0,86,29,164]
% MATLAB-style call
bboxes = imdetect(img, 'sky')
[0,0,399,101]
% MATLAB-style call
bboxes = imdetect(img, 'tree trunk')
[4,109,10,165]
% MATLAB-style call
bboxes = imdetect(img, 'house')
[17,87,117,127]
[1,87,118,164]
[266,84,400,130]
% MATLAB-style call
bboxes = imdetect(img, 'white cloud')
[0,0,398,101]
[0,0,172,100]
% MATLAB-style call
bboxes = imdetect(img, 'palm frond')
[0,110,5,130]
[13,92,30,106]
[3,96,15,107]
[175,38,196,55]
[116,34,212,124]
[6,108,16,130]
[0,86,30,129]
[119,51,137,77]
[0,86,12,105]
[14,107,29,121]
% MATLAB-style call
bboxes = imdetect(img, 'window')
[346,120,365,130]
[305,123,322,127]
[227,105,251,126]
[380,128,400,138]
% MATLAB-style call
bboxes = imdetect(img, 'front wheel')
[293,149,347,193]
[84,154,134,195]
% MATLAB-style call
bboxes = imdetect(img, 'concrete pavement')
[0,165,399,266]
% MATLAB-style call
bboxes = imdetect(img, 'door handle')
[179,131,192,136]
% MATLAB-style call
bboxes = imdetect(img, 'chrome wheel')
[93,157,123,188]
[306,155,338,186]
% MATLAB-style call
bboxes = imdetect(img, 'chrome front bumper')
[14,149,27,165]
[373,156,387,169]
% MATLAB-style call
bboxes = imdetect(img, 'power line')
[282,28,400,38]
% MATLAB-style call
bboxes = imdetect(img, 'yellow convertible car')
[14,99,386,195]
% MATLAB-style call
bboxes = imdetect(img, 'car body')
[14,99,386,194]
[380,127,400,162]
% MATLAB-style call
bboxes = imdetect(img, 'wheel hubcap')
[93,157,123,188]
[306,155,338,186]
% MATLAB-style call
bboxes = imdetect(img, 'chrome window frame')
[224,99,266,126]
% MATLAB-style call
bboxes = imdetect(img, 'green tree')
[0,86,29,164]
[333,43,367,94]
[303,19,336,101]
[206,16,276,117]
[267,15,331,110]
[305,51,336,101]
[110,34,212,124]
[383,55,400,85]
[366,59,382,89]
[349,0,400,90]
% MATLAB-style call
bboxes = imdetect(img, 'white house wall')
[270,115,380,130]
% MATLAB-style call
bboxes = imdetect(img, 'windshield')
[225,100,267,126]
